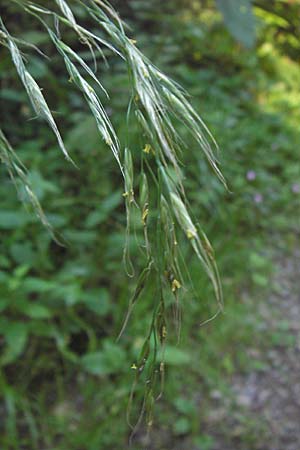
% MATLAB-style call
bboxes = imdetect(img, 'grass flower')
[0,0,226,427]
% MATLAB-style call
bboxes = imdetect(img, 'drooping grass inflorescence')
[0,0,226,431]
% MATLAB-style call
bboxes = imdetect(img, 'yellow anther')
[186,229,196,240]
[142,144,155,155]
[131,363,137,370]
[162,325,167,338]
[123,190,134,202]
[142,207,149,224]
[143,144,152,154]
[171,279,181,292]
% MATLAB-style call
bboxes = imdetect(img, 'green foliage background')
[0,1,300,449]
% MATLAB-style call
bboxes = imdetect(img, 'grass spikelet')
[170,191,223,308]
[123,148,135,276]
[0,129,53,235]
[55,0,77,28]
[27,1,122,59]
[117,259,153,342]
[47,29,123,174]
[87,0,227,185]
[139,172,148,223]
[139,172,148,208]
[170,192,198,241]
[0,20,73,164]
[124,147,134,202]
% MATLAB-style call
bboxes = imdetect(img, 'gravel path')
[137,245,300,450]
[206,247,300,450]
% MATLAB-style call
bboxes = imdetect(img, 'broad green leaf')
[10,242,36,265]
[173,417,191,436]
[160,346,191,366]
[13,298,53,319]
[25,304,53,319]
[81,352,108,375]
[1,322,29,365]
[249,252,269,269]
[81,342,126,376]
[23,277,54,293]
[60,284,81,306]
[0,210,31,229]
[83,288,110,316]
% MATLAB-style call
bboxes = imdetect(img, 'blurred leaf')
[0,210,31,229]
[46,213,68,227]
[85,191,122,228]
[20,31,50,45]
[60,284,81,307]
[23,277,54,293]
[0,271,8,283]
[1,322,29,365]
[63,230,97,244]
[249,252,269,269]
[252,273,268,287]
[83,288,110,316]
[0,255,11,269]
[24,304,53,319]
[162,346,191,365]
[81,342,126,375]
[28,57,48,79]
[173,416,191,435]
[0,88,26,103]
[173,397,196,415]
[27,170,59,200]
[10,242,36,265]
[216,0,256,48]
[81,352,108,375]
[66,116,99,153]
[193,434,215,450]
[0,298,9,313]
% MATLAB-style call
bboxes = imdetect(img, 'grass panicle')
[0,0,226,430]
[0,18,73,164]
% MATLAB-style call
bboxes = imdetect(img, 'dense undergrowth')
[0,1,300,449]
